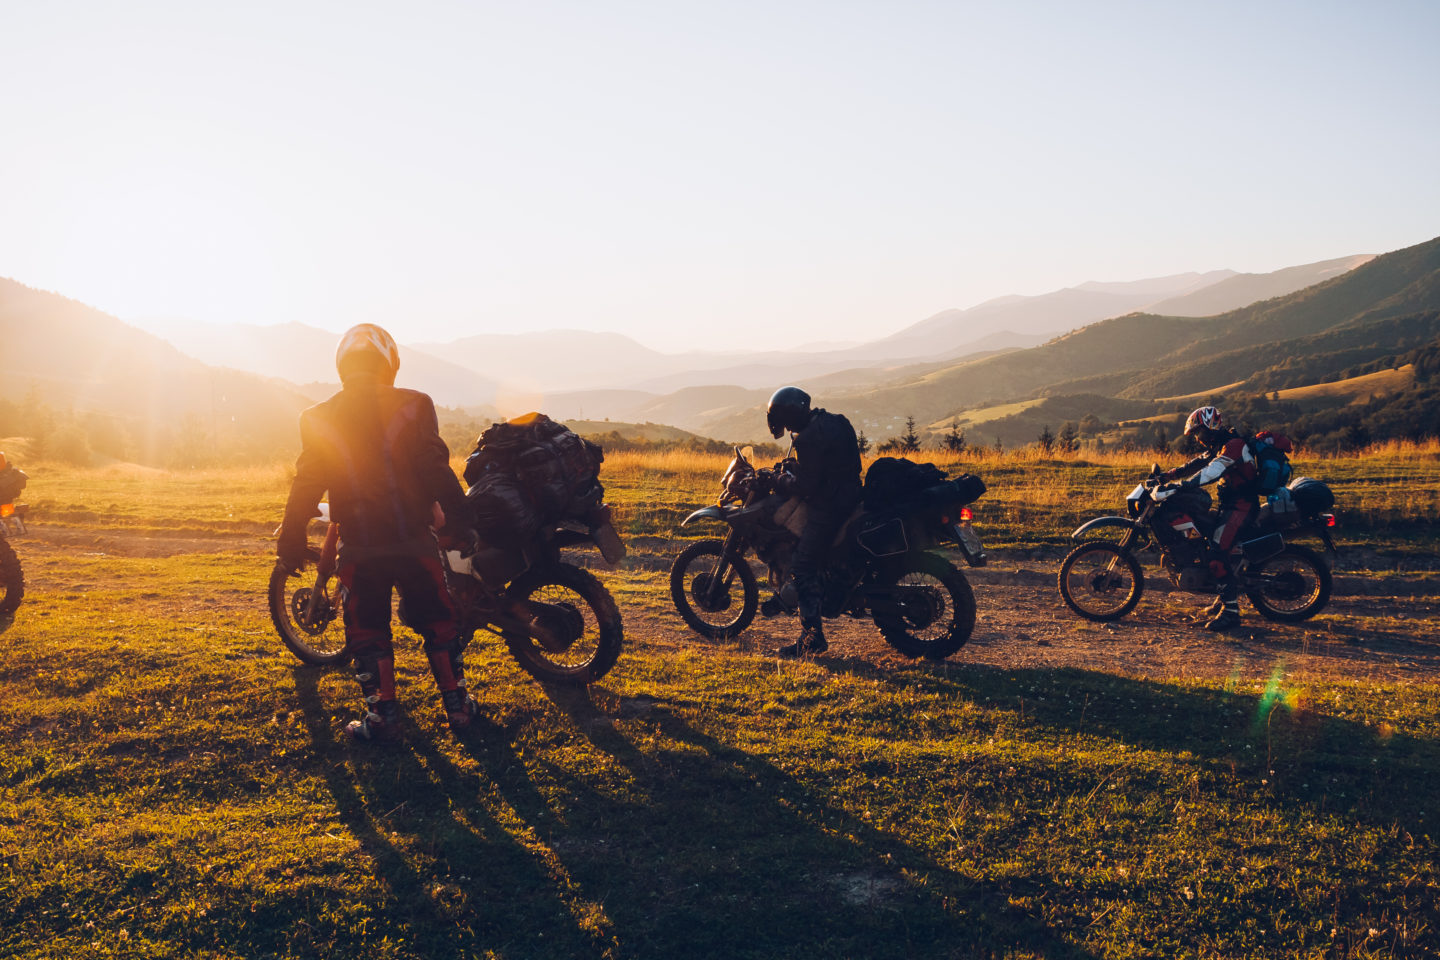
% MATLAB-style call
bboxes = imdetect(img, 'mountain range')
[6,242,1432,464]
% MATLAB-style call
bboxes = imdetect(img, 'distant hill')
[1143,255,1375,317]
[0,278,312,464]
[686,238,1439,445]
[159,321,501,409]
[857,271,1235,363]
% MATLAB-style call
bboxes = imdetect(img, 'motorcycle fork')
[703,530,746,605]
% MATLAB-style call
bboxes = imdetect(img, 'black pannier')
[857,515,909,558]
[863,457,984,510]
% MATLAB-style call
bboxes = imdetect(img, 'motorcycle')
[0,452,29,621]
[669,447,987,660]
[269,503,626,686]
[1056,466,1335,623]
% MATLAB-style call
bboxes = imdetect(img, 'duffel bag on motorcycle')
[863,457,985,511]
[463,411,606,521]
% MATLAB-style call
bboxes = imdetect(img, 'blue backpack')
[1248,431,1293,494]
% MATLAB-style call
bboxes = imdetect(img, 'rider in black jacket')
[766,386,863,657]
[278,324,478,742]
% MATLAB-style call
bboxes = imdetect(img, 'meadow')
[1,444,1438,958]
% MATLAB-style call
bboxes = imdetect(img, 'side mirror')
[741,445,754,462]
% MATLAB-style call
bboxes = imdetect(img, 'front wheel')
[1247,544,1332,622]
[1058,541,1144,622]
[268,561,349,666]
[0,537,23,619]
[872,552,977,660]
[503,562,623,686]
[669,539,759,640]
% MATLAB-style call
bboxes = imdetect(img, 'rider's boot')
[776,618,828,658]
[427,645,480,735]
[1204,600,1242,631]
[345,656,400,743]
[1204,578,1243,632]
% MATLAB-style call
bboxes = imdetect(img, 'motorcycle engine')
[1160,543,1216,593]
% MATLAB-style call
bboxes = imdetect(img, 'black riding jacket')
[278,374,469,561]
[789,408,863,512]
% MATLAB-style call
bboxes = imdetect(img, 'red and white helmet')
[335,323,400,384]
[1183,405,1224,442]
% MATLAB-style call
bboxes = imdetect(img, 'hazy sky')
[2,1,1437,352]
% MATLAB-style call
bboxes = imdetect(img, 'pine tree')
[857,431,870,455]
[1037,424,1055,454]
[943,419,967,454]
[900,416,921,453]
[1058,421,1079,454]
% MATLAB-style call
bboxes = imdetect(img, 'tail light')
[1324,514,1336,528]
[960,506,974,522]
[0,503,11,518]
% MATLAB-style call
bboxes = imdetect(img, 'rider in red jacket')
[1158,406,1258,632]
[277,324,478,742]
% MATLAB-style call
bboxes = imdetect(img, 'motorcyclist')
[764,386,863,657]
[1156,405,1259,632]
[277,323,479,742]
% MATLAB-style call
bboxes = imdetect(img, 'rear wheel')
[1247,544,1331,622]
[1058,541,1144,622]
[268,560,349,666]
[504,562,623,685]
[872,552,976,660]
[0,537,23,619]
[669,539,758,640]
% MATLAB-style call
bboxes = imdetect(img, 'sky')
[2,0,1437,353]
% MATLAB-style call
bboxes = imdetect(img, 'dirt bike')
[0,453,29,621]
[269,503,626,686]
[669,447,987,660]
[1057,466,1334,623]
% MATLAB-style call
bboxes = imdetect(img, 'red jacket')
[279,375,469,560]
[1163,431,1258,495]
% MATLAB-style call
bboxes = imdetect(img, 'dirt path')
[12,522,1439,685]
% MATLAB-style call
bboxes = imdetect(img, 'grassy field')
[1,447,1438,958]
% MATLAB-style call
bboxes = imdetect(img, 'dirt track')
[17,522,1440,685]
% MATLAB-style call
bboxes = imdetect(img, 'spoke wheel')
[1247,544,1331,622]
[1057,541,1144,622]
[504,563,623,685]
[268,562,349,666]
[669,539,758,640]
[873,552,976,660]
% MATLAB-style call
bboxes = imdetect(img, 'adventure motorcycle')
[1057,467,1335,623]
[269,504,626,686]
[0,452,29,621]
[669,447,987,659]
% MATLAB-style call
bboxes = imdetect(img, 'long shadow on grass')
[827,656,1440,836]
[530,685,1097,960]
[292,668,620,960]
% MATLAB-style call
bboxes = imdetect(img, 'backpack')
[1248,431,1293,494]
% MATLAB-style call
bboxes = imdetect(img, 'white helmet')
[335,323,400,385]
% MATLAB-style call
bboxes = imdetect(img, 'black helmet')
[766,386,812,439]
